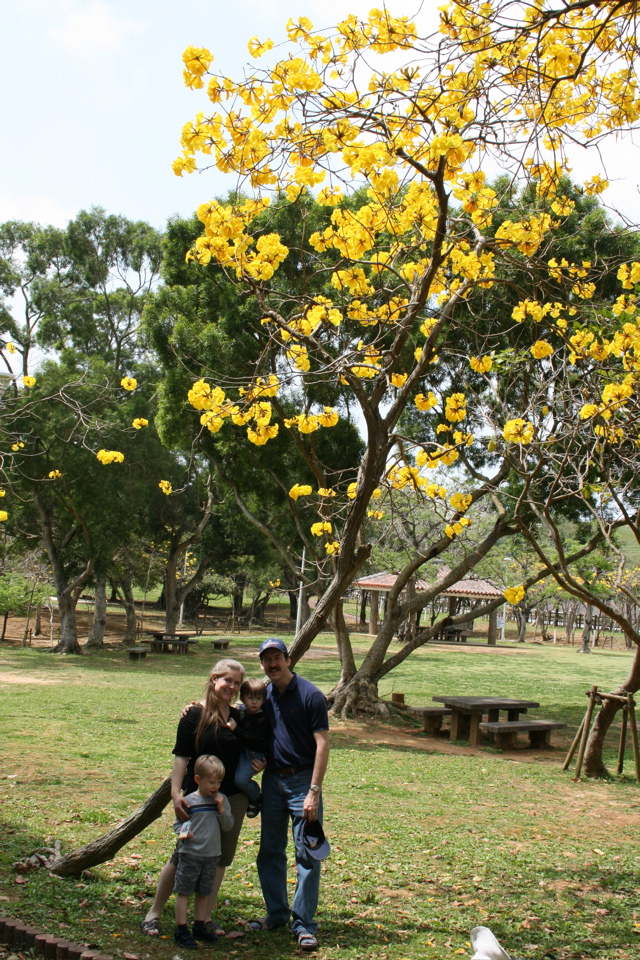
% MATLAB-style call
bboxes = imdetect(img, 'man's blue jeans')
[256,769,323,936]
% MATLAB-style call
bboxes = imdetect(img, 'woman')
[141,659,250,936]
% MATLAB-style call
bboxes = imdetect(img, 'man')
[251,637,330,952]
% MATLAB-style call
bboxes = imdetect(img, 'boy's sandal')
[297,932,318,952]
[140,918,160,936]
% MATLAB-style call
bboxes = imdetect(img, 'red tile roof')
[353,570,502,599]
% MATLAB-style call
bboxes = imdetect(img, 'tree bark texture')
[583,643,640,778]
[86,576,107,648]
[49,778,172,876]
[579,604,593,654]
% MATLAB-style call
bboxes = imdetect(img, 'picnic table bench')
[479,719,566,749]
[212,638,231,651]
[407,706,452,733]
[143,631,197,654]
[432,695,541,747]
[126,645,151,661]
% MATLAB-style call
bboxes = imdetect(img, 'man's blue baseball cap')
[259,637,289,658]
[301,819,331,861]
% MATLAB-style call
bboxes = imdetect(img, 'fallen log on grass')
[47,777,171,877]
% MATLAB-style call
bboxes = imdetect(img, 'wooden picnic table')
[431,695,541,747]
[143,631,197,654]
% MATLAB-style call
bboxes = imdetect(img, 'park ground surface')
[1,630,640,960]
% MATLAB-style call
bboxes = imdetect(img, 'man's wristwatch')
[309,783,321,794]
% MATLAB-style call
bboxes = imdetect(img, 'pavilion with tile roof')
[352,567,504,641]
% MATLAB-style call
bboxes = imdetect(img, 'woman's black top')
[173,704,242,796]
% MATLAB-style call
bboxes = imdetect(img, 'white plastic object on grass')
[470,926,512,960]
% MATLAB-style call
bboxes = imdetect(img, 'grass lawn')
[1,635,639,960]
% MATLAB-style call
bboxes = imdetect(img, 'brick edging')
[0,916,112,960]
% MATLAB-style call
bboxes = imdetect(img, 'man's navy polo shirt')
[264,672,329,769]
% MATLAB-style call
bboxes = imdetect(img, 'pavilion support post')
[369,591,379,636]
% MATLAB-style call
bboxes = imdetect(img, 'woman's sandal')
[297,932,318,952]
[140,918,160,936]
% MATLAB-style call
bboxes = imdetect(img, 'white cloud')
[49,1,142,57]
[0,193,72,227]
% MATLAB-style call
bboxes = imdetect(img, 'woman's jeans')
[234,748,266,802]
[256,769,323,935]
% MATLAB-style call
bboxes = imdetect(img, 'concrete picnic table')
[431,695,540,747]
[143,631,198,654]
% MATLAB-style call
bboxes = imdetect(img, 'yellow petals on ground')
[502,419,534,444]
[504,585,525,604]
[159,480,173,495]
[48,470,62,479]
[96,450,125,464]
[311,521,332,536]
[289,483,313,500]
[120,377,137,391]
[470,355,492,373]
[530,340,554,359]
[132,418,149,429]
[22,375,36,388]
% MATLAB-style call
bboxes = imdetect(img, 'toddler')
[226,677,269,818]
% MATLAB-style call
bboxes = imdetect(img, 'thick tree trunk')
[86,575,107,648]
[583,643,640,777]
[49,778,172,876]
[327,668,389,720]
[333,600,357,685]
[516,608,528,643]
[53,592,82,655]
[578,604,593,654]
[120,575,137,644]
[288,590,297,620]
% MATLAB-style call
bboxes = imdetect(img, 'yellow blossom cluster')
[289,484,312,500]
[159,480,173,495]
[48,470,62,479]
[132,418,149,429]
[504,585,525,605]
[120,377,137,391]
[96,450,125,464]
[22,375,36,388]
[502,419,534,445]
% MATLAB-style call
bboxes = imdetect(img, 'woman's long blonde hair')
[195,659,245,750]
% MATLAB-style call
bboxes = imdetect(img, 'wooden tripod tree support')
[562,686,640,781]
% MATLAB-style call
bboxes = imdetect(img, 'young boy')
[226,678,270,818]
[172,754,234,949]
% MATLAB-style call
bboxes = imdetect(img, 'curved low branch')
[48,777,171,877]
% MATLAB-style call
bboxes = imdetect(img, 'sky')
[0,0,638,231]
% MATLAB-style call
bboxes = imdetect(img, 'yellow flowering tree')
[168,1,640,710]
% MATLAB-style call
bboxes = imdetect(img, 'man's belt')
[271,765,313,776]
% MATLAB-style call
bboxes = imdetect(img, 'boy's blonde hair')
[194,754,225,780]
